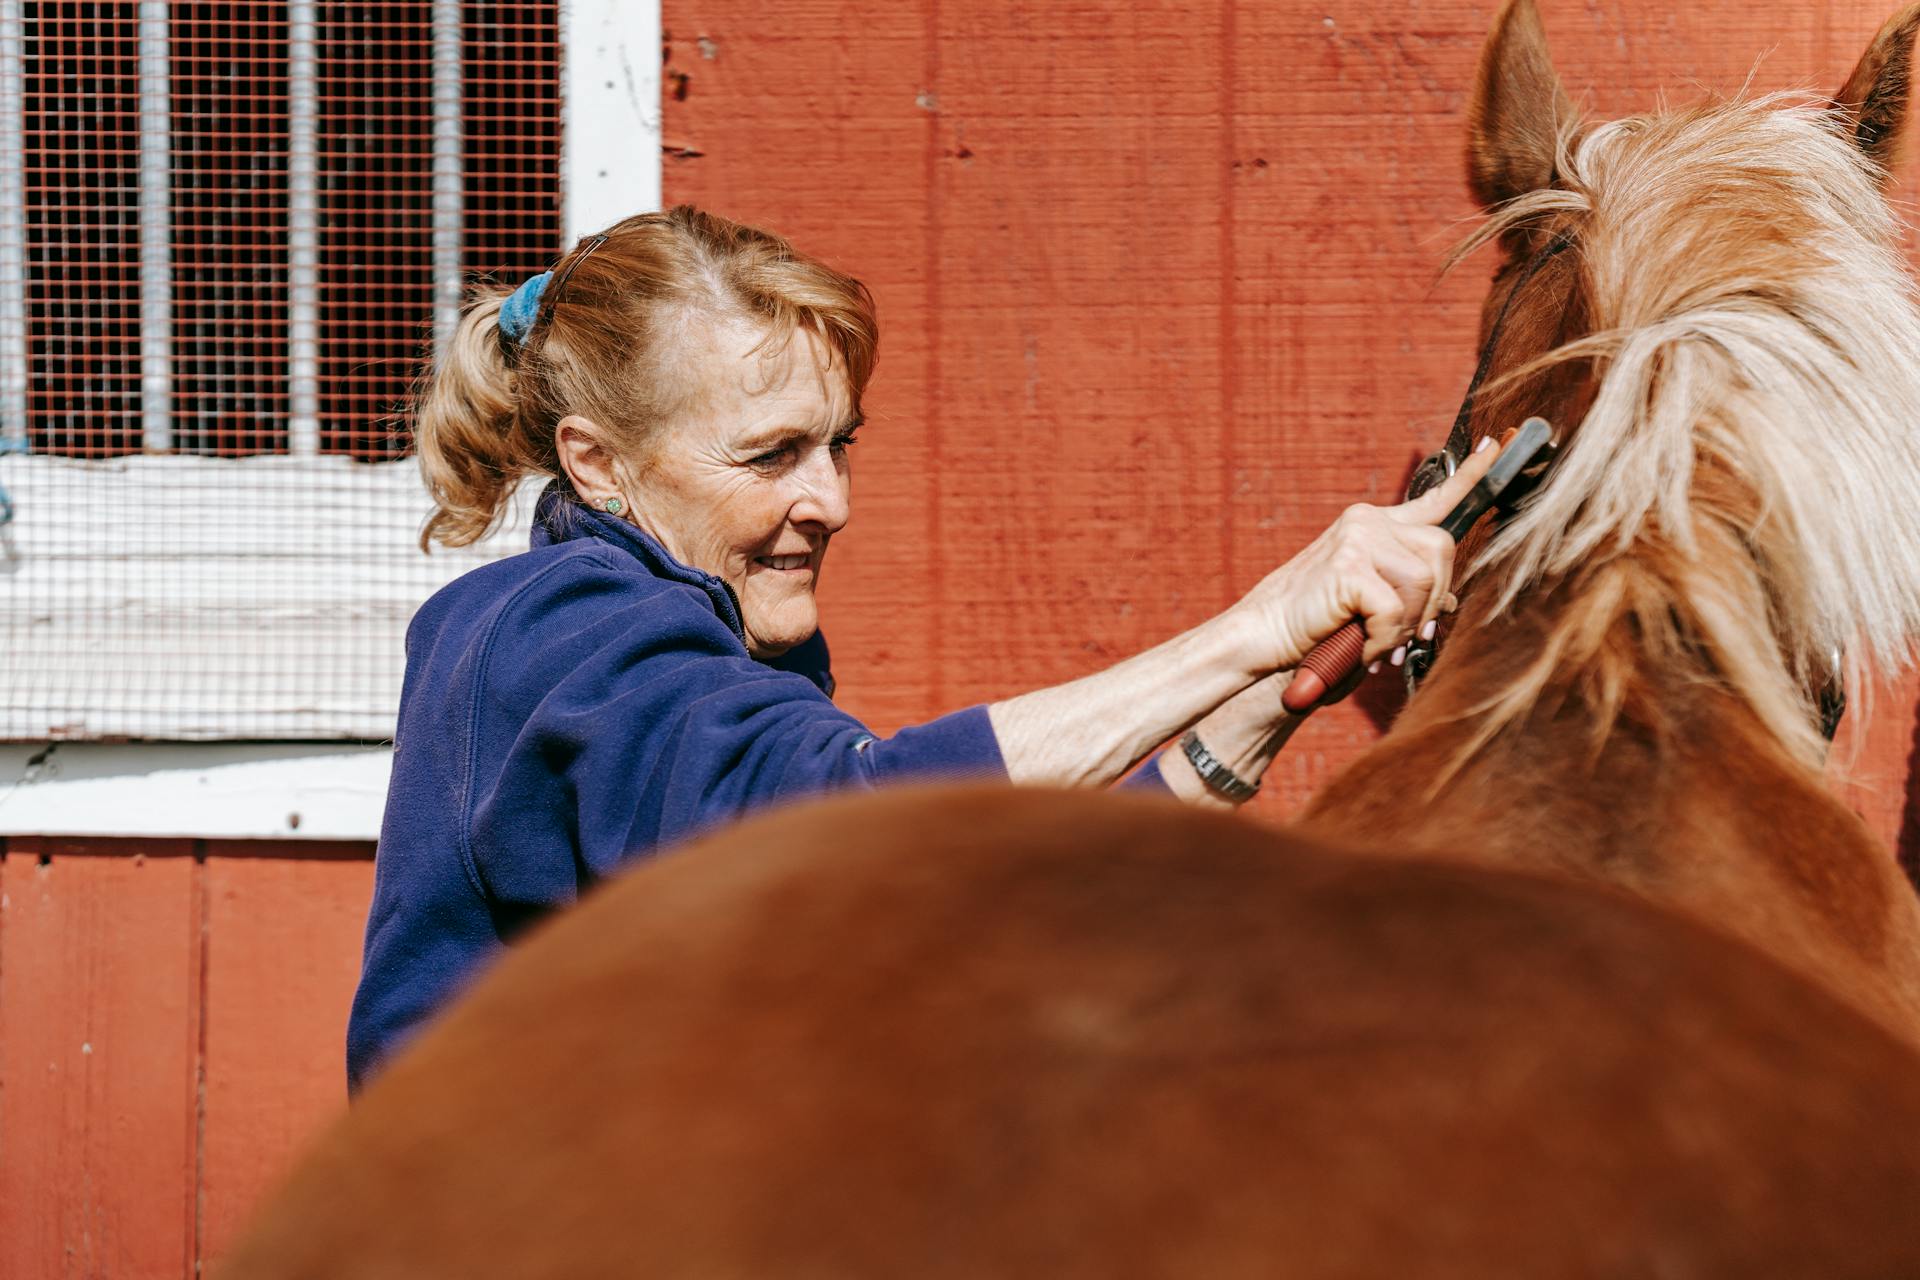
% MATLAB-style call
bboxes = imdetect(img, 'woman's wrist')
[1160,673,1304,808]
[1216,590,1298,681]
[1224,558,1343,678]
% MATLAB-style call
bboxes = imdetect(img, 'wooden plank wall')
[9,2,1920,1276]
[0,837,373,1276]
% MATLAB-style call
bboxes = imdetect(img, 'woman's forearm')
[986,608,1266,787]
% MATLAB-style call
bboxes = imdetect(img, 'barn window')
[0,1,652,743]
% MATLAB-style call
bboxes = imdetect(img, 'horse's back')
[221,787,1920,1278]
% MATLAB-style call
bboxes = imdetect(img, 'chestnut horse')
[223,4,1920,1275]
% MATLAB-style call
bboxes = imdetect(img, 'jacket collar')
[530,482,835,697]
[533,482,744,635]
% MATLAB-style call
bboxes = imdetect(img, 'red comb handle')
[1281,620,1367,713]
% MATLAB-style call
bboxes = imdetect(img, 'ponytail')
[414,289,557,549]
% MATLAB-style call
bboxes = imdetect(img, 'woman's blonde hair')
[414,205,878,548]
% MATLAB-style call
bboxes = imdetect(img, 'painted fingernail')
[1475,436,1494,453]
[1421,619,1437,641]
[1390,645,1407,667]
[1367,660,1382,675]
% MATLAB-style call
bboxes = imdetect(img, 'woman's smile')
[755,551,814,572]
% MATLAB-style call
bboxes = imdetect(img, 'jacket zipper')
[716,580,748,644]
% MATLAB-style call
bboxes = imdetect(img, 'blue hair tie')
[498,271,551,346]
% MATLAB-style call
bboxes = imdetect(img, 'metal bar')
[561,0,661,245]
[286,0,319,457]
[0,0,25,453]
[430,0,463,363]
[137,0,171,453]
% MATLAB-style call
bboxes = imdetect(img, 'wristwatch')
[1179,730,1259,803]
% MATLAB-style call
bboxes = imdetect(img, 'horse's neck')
[1301,617,1920,1046]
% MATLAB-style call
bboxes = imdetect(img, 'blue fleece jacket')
[347,487,1167,1090]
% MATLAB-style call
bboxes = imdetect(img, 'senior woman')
[346,205,1499,1090]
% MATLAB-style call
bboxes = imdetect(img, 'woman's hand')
[1233,436,1507,674]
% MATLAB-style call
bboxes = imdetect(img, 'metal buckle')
[1402,640,1436,697]
[1406,448,1458,505]
[1817,646,1847,742]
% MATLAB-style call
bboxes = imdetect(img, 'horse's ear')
[1467,0,1575,208]
[1834,3,1920,179]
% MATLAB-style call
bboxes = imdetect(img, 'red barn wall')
[659,0,1920,840]
[7,2,1920,1275]
[0,837,373,1275]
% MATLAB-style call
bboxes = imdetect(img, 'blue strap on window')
[0,435,24,526]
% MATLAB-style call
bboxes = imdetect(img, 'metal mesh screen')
[174,2,290,458]
[464,4,561,285]
[318,4,432,460]
[0,1,563,741]
[24,6,141,457]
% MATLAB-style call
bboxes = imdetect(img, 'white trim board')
[0,743,391,841]
[561,0,662,240]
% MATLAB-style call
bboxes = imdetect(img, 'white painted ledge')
[0,453,541,741]
[0,744,390,841]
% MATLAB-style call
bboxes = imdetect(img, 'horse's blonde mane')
[1450,94,1920,767]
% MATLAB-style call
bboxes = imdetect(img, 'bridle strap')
[1402,230,1577,516]
[1399,233,1572,691]
[1438,230,1576,473]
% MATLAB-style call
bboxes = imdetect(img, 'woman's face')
[628,317,857,658]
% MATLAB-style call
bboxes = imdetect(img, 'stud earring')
[603,497,623,516]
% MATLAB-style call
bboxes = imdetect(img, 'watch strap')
[1179,730,1259,803]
